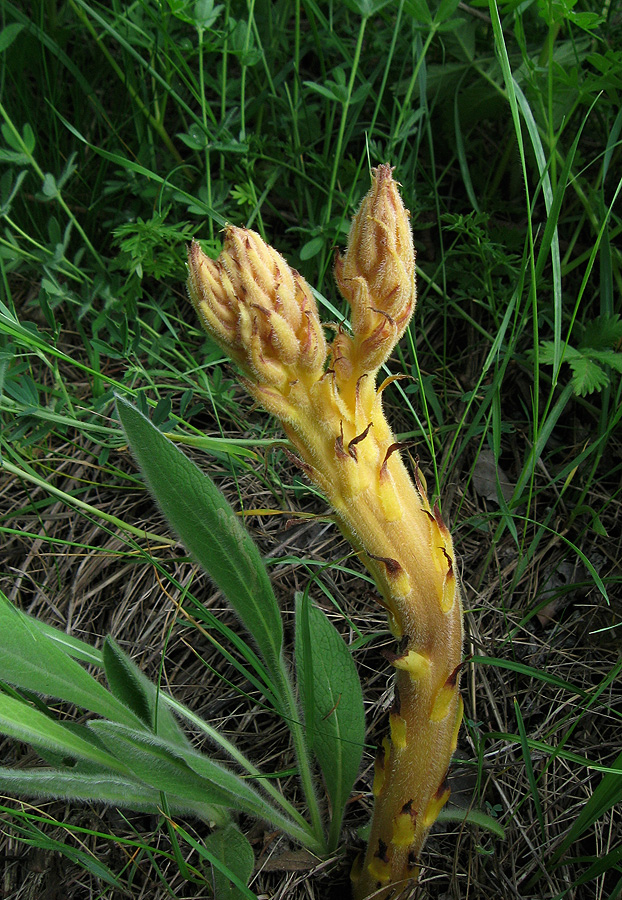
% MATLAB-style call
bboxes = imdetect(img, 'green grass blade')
[513,697,545,841]
[165,819,260,900]
[549,748,622,866]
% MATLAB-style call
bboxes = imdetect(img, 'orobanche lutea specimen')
[187,165,463,900]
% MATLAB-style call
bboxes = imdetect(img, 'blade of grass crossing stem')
[115,396,284,702]
[295,592,365,851]
[513,697,545,841]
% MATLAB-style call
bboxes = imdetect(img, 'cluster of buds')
[187,165,463,900]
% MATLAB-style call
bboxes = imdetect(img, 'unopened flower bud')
[335,164,416,373]
[187,226,327,386]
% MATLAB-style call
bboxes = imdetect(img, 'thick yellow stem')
[277,388,463,900]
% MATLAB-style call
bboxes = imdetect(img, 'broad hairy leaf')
[88,720,298,834]
[295,593,364,845]
[0,597,142,728]
[103,636,191,747]
[88,721,234,820]
[0,693,129,774]
[203,822,255,900]
[0,768,168,812]
[116,396,284,690]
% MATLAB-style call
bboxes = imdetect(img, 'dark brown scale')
[347,422,373,460]
[445,661,464,689]
[434,772,451,799]
[367,552,403,577]
[433,500,450,535]
[380,441,406,477]
[335,430,349,460]
[282,447,313,478]
[375,839,389,864]
[392,685,401,716]
[441,545,454,574]
[369,307,396,326]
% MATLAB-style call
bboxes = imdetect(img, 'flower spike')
[187,167,463,900]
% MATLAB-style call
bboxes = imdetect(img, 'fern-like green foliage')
[540,314,622,396]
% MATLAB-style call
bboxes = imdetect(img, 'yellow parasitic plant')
[187,165,463,900]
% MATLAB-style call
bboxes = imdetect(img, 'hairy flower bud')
[335,165,416,374]
[187,227,327,387]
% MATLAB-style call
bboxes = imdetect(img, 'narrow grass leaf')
[116,396,284,690]
[436,806,505,839]
[295,594,365,849]
[471,656,589,698]
[513,697,545,840]
[0,599,142,728]
[549,748,622,864]
[203,822,255,900]
[0,812,124,889]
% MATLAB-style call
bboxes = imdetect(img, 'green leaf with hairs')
[102,635,190,748]
[88,721,303,837]
[203,822,255,900]
[0,693,129,774]
[116,396,284,698]
[0,599,141,728]
[295,594,365,849]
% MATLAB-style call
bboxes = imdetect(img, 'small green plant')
[0,391,365,896]
[0,169,488,900]
[539,314,622,396]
